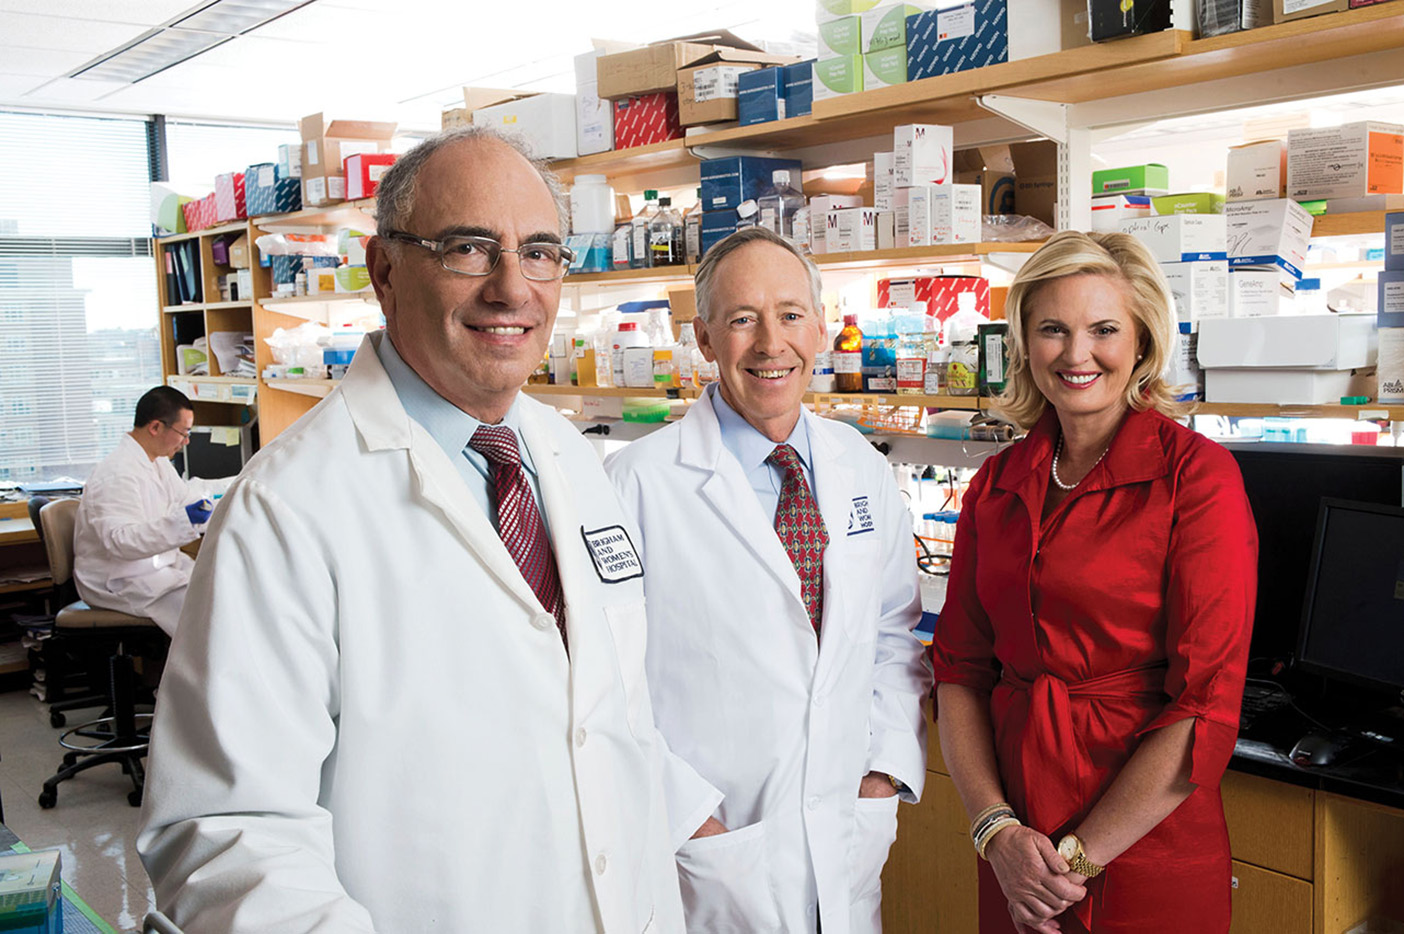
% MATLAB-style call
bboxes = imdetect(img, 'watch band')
[1058,834,1106,878]
[887,773,908,794]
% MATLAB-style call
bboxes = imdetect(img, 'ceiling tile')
[0,46,94,76]
[0,0,199,25]
[0,73,47,98]
[1,12,151,53]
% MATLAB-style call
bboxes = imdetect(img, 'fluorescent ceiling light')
[172,0,315,35]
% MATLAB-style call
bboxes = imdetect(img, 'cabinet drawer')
[1229,859,1313,934]
[1222,770,1314,881]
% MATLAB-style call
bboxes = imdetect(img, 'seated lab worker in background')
[607,227,933,934]
[74,385,232,637]
[138,127,686,933]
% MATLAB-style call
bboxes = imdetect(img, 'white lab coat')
[138,334,686,934]
[73,434,228,635]
[606,390,931,934]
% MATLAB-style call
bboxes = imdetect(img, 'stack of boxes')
[298,113,397,207]
[736,61,815,126]
[879,124,981,249]
[1378,212,1404,403]
[905,0,1065,80]
[698,156,803,256]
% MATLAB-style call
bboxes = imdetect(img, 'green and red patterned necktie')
[768,443,829,635]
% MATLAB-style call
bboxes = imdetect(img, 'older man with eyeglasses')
[73,385,232,637]
[138,127,690,933]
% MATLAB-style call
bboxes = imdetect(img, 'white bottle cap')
[773,170,790,186]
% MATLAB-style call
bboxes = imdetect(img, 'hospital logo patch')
[847,496,875,536]
[581,525,644,583]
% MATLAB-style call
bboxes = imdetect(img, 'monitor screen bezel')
[1295,496,1404,694]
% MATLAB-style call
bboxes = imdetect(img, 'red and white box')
[345,153,397,200]
[879,275,990,322]
[214,172,246,221]
[612,92,683,150]
[182,193,219,232]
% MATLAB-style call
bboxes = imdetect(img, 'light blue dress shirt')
[710,383,816,523]
[376,334,548,534]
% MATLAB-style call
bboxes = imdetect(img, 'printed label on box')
[306,177,325,203]
[369,163,390,182]
[328,177,346,200]
[258,165,275,187]
[937,4,976,38]
[1284,0,1335,11]
[691,65,749,103]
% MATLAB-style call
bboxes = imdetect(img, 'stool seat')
[55,601,158,630]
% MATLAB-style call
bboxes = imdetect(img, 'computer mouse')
[1289,732,1352,768]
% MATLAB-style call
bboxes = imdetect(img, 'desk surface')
[1,824,118,934]
[0,515,38,547]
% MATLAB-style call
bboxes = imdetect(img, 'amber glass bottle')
[833,314,864,393]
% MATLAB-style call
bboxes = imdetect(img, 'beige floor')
[0,688,156,933]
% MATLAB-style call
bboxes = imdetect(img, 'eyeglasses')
[385,231,575,281]
[163,422,191,440]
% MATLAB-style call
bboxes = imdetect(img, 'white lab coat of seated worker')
[606,386,932,934]
[74,434,229,636]
[138,334,685,933]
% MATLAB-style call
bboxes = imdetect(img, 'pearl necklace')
[1050,435,1108,492]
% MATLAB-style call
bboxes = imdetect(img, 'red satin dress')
[932,408,1258,933]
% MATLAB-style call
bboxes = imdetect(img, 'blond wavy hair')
[993,230,1191,429]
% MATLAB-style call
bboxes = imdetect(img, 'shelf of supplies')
[1312,211,1393,239]
[157,220,250,244]
[0,577,50,595]
[260,292,378,308]
[525,384,696,399]
[814,241,1044,270]
[1194,402,1404,420]
[552,139,694,183]
[565,266,695,285]
[163,301,256,314]
[264,378,337,398]
[807,391,987,410]
[167,375,256,385]
[251,198,377,232]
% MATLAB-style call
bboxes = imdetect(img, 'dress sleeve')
[1138,441,1258,789]
[930,462,1001,695]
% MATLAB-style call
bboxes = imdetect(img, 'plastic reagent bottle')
[650,196,684,266]
[630,190,660,269]
[684,188,704,264]
[758,170,807,242]
[834,313,864,392]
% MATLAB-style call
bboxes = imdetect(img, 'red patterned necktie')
[469,425,567,650]
[768,443,828,635]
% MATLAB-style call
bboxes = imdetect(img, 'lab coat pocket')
[848,794,900,931]
[603,602,651,739]
[675,820,782,934]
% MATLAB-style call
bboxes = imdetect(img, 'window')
[165,120,299,195]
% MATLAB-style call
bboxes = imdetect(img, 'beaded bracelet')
[975,816,1022,860]
[969,803,1016,844]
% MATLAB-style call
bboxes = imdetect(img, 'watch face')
[1057,835,1078,862]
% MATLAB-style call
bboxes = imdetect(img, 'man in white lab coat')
[606,227,932,934]
[138,127,689,933]
[74,385,231,636]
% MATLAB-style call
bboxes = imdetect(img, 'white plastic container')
[570,175,616,235]
[611,320,649,388]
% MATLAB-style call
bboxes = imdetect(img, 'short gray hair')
[693,226,823,323]
[373,125,568,238]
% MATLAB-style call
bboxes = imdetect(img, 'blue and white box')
[1120,214,1227,264]
[1167,321,1203,401]
[1225,199,1311,279]
[783,61,814,118]
[245,162,302,216]
[906,0,1061,81]
[738,68,785,126]
[701,209,750,257]
[276,143,301,179]
[1379,270,1404,328]
[700,156,804,212]
[1386,211,1404,271]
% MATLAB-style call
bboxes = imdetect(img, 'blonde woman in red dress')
[932,230,1258,933]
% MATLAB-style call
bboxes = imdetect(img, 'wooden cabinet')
[1230,860,1314,934]
[1222,769,1315,881]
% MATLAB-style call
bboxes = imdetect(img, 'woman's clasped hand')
[984,824,1086,933]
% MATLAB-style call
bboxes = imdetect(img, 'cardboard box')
[245,163,301,216]
[1088,0,1193,39]
[1204,367,1371,404]
[814,55,864,100]
[181,193,217,233]
[894,123,954,187]
[1287,121,1404,200]
[863,46,907,88]
[783,61,815,118]
[738,67,785,125]
[276,143,301,179]
[1091,193,1153,231]
[700,209,748,256]
[151,182,191,234]
[678,63,756,125]
[473,93,578,159]
[344,153,396,200]
[227,234,250,269]
[953,146,1016,215]
[1387,211,1404,271]
[299,112,396,206]
[1166,322,1203,401]
[827,206,881,252]
[1152,192,1225,215]
[1226,139,1287,202]
[594,31,790,99]
[1377,325,1404,403]
[1094,163,1170,195]
[1010,140,1057,226]
[1225,198,1313,278]
[878,275,991,320]
[1198,0,1273,35]
[1379,269,1404,327]
[1161,260,1229,326]
[1199,312,1376,370]
[1119,215,1227,263]
[1228,267,1293,317]
[807,193,865,253]
[874,151,896,209]
[441,107,471,130]
[575,49,619,156]
[906,0,1063,80]
[1272,0,1348,22]
[861,3,928,53]
[907,184,981,245]
[612,93,684,150]
[700,156,804,212]
[819,0,883,23]
[820,15,863,57]
[214,171,246,221]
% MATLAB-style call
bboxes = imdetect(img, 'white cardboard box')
[1225,198,1313,278]
[1203,368,1370,405]
[574,51,615,156]
[473,92,578,160]
[1166,322,1202,401]
[907,183,981,245]
[874,151,896,209]
[1197,312,1377,369]
[1091,194,1152,232]
[1228,268,1291,318]
[808,195,864,253]
[1119,214,1227,263]
[827,206,881,252]
[1226,139,1286,203]
[1287,121,1404,201]
[894,124,954,187]
[1161,260,1228,326]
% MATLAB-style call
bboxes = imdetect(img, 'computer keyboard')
[1239,682,1293,729]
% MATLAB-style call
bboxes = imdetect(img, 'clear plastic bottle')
[895,310,928,395]
[677,325,698,387]
[649,196,684,267]
[861,310,897,392]
[611,221,633,271]
[630,190,660,269]
[833,313,864,392]
[758,169,807,242]
[684,188,704,265]
[944,293,987,396]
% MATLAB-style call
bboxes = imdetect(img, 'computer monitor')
[1296,498,1404,694]
[172,425,254,481]
[1226,443,1404,662]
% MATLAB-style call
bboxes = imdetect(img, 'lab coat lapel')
[808,413,859,669]
[682,393,810,620]
[518,400,592,627]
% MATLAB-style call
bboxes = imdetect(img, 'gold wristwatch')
[1056,834,1105,878]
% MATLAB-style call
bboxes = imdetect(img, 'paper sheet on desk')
[209,427,242,446]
